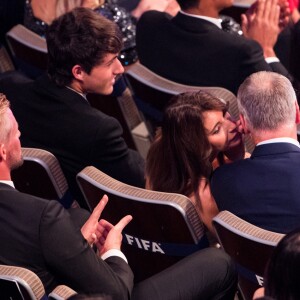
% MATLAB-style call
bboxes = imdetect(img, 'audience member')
[0,93,133,297]
[265,228,300,300]
[0,92,238,299]
[254,228,300,300]
[24,0,178,66]
[211,71,300,233]
[136,0,292,94]
[242,0,300,83]
[146,91,245,235]
[2,8,145,208]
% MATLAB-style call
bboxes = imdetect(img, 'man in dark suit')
[211,71,300,233]
[1,7,145,208]
[136,0,291,94]
[0,91,238,299]
[0,93,134,298]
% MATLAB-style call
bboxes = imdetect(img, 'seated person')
[242,0,300,83]
[211,71,300,234]
[3,8,145,208]
[253,228,300,299]
[146,91,246,236]
[0,92,238,299]
[24,0,178,66]
[136,0,292,94]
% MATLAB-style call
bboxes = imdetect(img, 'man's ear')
[0,143,7,161]
[71,65,85,81]
[239,114,250,134]
[295,101,300,124]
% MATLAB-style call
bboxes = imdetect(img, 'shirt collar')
[66,86,88,101]
[0,180,15,188]
[257,137,300,148]
[179,10,222,29]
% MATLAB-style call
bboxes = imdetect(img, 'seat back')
[125,62,255,152]
[0,264,46,300]
[48,285,77,300]
[11,147,73,208]
[77,166,207,282]
[0,44,15,73]
[213,211,284,300]
[6,24,47,78]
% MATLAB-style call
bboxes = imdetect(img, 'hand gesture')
[80,195,109,245]
[241,0,280,57]
[95,215,133,256]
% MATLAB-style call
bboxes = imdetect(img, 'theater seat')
[6,24,47,78]
[213,211,284,300]
[11,147,74,208]
[77,166,208,283]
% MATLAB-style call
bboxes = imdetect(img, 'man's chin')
[99,87,114,96]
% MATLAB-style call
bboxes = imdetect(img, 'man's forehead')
[101,53,119,64]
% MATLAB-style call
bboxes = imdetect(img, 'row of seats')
[10,147,284,300]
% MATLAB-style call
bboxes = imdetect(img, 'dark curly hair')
[46,7,122,86]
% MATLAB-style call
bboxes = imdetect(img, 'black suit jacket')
[0,183,133,297]
[136,11,290,94]
[211,142,300,233]
[4,75,145,207]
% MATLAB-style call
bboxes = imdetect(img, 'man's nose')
[115,59,124,74]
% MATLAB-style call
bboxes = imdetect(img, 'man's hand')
[80,195,109,245]
[95,215,133,256]
[131,0,178,19]
[241,0,280,58]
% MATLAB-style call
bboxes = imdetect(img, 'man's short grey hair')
[0,93,11,143]
[237,71,296,131]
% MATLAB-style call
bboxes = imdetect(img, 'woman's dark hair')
[265,228,300,300]
[146,90,228,198]
[46,7,122,86]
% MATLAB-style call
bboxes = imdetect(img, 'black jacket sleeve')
[40,201,134,299]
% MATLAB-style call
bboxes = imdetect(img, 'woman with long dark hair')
[146,90,245,235]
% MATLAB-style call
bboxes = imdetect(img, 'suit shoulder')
[218,33,262,52]
[212,159,249,178]
[138,10,171,26]
[0,188,57,214]
[139,10,171,20]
